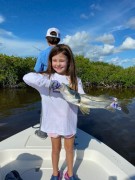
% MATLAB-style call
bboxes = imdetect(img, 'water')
[0,87,135,166]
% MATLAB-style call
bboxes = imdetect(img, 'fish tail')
[119,103,129,114]
[79,105,90,115]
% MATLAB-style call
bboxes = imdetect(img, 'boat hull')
[0,125,135,180]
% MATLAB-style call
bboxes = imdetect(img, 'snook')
[59,83,122,115]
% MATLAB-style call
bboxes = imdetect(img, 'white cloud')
[80,12,94,19]
[0,36,45,57]
[126,17,135,29]
[84,44,115,60]
[62,32,135,68]
[96,34,115,44]
[84,45,102,60]
[63,32,114,61]
[0,15,5,23]
[106,56,135,68]
[1,29,135,68]
[83,44,116,62]
[120,37,135,50]
[80,3,102,20]
[62,31,90,55]
[90,4,102,11]
[102,44,115,55]
[110,25,125,33]
[80,14,89,19]
[0,27,45,57]
[111,17,135,33]
[0,28,17,38]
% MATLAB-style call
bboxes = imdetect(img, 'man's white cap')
[46,27,60,38]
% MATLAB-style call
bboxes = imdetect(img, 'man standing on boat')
[34,27,61,138]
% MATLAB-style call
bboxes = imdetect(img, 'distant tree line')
[75,55,135,89]
[0,54,135,89]
[0,54,35,88]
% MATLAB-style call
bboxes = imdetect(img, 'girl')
[23,44,85,180]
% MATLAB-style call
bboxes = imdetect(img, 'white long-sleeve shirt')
[23,72,85,136]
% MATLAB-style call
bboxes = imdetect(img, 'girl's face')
[52,52,68,75]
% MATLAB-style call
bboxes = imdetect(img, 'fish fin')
[79,105,90,115]
[96,95,112,101]
[106,105,115,112]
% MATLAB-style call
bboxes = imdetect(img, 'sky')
[0,0,135,68]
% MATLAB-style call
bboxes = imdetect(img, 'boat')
[0,124,135,180]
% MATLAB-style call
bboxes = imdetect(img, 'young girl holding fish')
[23,44,85,180]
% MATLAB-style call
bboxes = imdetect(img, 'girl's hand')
[50,80,61,90]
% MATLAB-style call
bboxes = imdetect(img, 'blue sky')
[0,0,135,68]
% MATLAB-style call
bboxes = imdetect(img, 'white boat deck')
[0,126,135,180]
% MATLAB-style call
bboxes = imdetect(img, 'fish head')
[60,83,70,93]
[60,83,81,104]
[60,83,76,95]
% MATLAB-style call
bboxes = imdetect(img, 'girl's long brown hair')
[45,44,78,91]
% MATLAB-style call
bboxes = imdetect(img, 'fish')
[58,83,126,115]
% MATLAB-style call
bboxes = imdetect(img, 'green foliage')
[0,53,135,88]
[0,54,36,88]
[75,55,135,88]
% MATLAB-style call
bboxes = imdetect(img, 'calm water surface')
[0,87,135,166]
